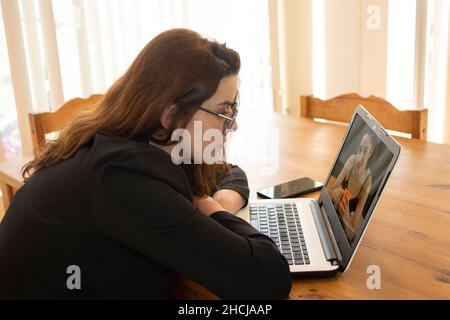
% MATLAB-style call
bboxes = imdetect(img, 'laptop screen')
[325,113,394,246]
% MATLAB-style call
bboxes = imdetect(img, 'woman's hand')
[330,188,343,204]
[212,189,245,214]
[193,196,226,217]
[339,197,350,220]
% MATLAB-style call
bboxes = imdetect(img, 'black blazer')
[0,133,291,299]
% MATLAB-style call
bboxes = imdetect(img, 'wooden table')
[1,112,450,299]
[0,157,28,220]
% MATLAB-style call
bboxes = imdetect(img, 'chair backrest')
[28,94,104,151]
[300,93,428,140]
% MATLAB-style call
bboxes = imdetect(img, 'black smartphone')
[256,177,324,199]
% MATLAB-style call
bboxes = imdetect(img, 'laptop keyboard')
[249,203,310,265]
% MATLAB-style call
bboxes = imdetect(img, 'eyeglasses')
[198,102,239,133]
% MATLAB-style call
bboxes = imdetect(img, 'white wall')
[360,0,388,98]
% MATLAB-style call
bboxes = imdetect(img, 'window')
[50,0,274,111]
[0,0,274,159]
[0,8,22,160]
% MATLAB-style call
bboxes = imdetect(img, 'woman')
[328,132,375,243]
[0,29,291,299]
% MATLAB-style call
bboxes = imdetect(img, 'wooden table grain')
[1,112,450,299]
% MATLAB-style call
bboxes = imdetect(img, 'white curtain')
[424,0,450,144]
[0,0,274,159]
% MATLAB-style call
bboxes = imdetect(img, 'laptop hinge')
[310,201,342,265]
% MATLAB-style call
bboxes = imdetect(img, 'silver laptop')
[248,106,401,275]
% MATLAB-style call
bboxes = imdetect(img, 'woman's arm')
[330,155,354,203]
[342,217,356,240]
[331,155,354,190]
[212,165,250,213]
[92,165,291,300]
[212,189,245,214]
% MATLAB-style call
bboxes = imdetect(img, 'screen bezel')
[318,105,401,272]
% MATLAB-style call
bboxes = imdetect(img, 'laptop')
[248,106,401,275]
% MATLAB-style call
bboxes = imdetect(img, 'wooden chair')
[300,93,428,140]
[0,95,103,216]
[29,94,104,150]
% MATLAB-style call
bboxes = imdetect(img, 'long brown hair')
[22,28,241,196]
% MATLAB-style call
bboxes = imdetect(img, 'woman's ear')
[160,105,177,130]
